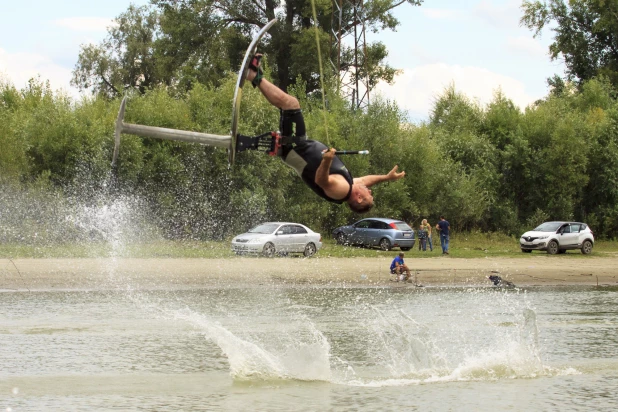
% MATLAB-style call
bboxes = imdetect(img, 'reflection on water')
[1,286,618,411]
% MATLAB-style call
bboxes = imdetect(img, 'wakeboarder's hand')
[387,165,405,181]
[322,148,336,160]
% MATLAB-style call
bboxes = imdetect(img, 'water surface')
[2,284,617,411]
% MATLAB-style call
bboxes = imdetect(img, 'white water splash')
[334,288,564,387]
[171,307,332,381]
[367,307,448,378]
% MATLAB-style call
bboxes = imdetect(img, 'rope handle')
[322,149,369,156]
[334,150,369,155]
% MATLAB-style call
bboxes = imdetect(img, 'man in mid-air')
[247,54,405,213]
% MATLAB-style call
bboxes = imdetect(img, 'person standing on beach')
[422,218,433,252]
[436,216,450,255]
[418,224,427,251]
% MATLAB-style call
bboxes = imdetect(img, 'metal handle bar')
[334,150,369,155]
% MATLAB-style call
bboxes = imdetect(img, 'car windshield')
[533,222,563,232]
[393,222,412,231]
[248,223,279,234]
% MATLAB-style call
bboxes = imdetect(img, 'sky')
[0,0,565,121]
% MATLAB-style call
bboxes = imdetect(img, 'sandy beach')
[2,255,617,290]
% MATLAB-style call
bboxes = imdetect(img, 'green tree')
[519,95,590,220]
[521,0,618,86]
[72,5,161,97]
[75,0,423,97]
[161,0,423,92]
[0,78,27,181]
[430,85,492,175]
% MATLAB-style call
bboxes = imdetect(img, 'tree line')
[2,74,617,241]
[1,0,618,242]
[71,0,423,97]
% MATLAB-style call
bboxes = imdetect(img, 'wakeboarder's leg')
[247,55,300,111]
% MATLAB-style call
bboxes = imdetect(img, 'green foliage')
[425,78,618,237]
[521,0,618,86]
[75,0,422,96]
[72,5,161,97]
[153,1,237,92]
[3,70,618,240]
[0,79,27,179]
[7,0,618,243]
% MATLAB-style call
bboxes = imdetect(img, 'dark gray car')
[332,218,415,251]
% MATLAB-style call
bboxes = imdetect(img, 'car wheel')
[379,238,392,251]
[521,249,532,253]
[581,240,593,255]
[547,240,559,255]
[262,242,276,257]
[400,247,411,251]
[303,243,317,257]
[335,232,346,245]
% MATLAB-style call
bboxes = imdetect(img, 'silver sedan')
[231,222,322,257]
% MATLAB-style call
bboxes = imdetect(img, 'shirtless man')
[247,55,405,213]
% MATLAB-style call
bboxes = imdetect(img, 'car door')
[369,220,389,246]
[291,225,309,252]
[577,224,588,244]
[559,223,579,248]
[276,225,295,252]
[350,220,372,245]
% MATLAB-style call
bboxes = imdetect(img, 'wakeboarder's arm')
[315,148,352,200]
[355,165,405,187]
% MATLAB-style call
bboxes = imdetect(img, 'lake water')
[2,281,618,411]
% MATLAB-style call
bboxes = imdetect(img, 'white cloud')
[0,48,75,95]
[54,17,114,32]
[473,0,521,30]
[507,35,547,58]
[374,63,538,120]
[420,8,461,21]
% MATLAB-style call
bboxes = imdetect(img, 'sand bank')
[2,256,617,291]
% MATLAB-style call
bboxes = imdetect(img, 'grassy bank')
[2,232,617,259]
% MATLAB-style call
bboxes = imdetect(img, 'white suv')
[520,221,594,255]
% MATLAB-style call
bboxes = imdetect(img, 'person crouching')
[390,252,411,282]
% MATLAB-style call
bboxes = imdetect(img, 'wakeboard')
[230,19,277,164]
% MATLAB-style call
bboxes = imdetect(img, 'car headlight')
[537,236,548,239]
[248,238,263,243]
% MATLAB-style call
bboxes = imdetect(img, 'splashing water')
[331,288,555,386]
[169,307,332,381]
[2,176,558,388]
[365,307,448,379]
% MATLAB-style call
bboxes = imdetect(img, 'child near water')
[418,224,427,251]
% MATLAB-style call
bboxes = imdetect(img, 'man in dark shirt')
[247,55,404,213]
[436,216,451,254]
